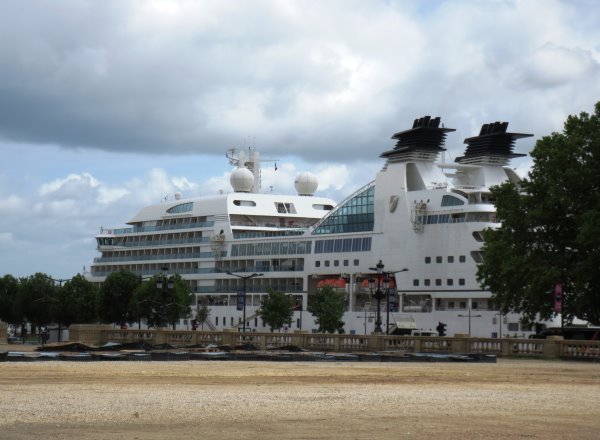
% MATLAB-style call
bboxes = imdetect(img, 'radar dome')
[230,167,254,192]
[294,172,318,196]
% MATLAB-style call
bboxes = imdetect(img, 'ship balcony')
[233,230,306,239]
[104,221,215,235]
[97,237,209,250]
[93,251,222,264]
[230,220,313,230]
[194,286,269,294]
[222,265,304,273]
[414,210,497,226]
[89,267,216,277]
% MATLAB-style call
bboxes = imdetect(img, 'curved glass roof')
[312,182,375,235]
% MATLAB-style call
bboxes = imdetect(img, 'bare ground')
[0,354,599,439]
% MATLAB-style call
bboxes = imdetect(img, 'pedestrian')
[21,323,27,344]
[40,327,49,345]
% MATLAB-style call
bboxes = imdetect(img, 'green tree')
[258,289,294,331]
[307,285,346,333]
[16,273,57,330]
[97,270,140,325]
[0,274,20,326]
[130,273,194,329]
[195,303,211,330]
[478,102,600,325]
[56,274,98,326]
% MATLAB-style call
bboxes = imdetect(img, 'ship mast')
[226,147,278,193]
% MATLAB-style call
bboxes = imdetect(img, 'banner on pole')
[554,283,563,313]
[236,290,245,311]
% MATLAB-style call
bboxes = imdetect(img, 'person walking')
[21,323,27,344]
[40,326,49,345]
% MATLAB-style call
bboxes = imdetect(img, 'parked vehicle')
[531,326,600,340]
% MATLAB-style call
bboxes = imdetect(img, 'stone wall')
[0,322,7,344]
[66,324,600,360]
[68,324,113,345]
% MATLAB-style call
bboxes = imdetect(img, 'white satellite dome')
[230,167,254,192]
[294,172,318,196]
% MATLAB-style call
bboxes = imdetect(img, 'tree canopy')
[130,273,194,329]
[0,274,20,325]
[258,289,294,331]
[478,102,600,325]
[97,270,140,325]
[16,273,58,327]
[55,274,98,327]
[307,285,346,333]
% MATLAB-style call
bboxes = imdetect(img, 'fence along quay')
[59,325,600,361]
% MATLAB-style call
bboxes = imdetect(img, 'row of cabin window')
[315,259,359,268]
[314,237,372,253]
[413,278,466,287]
[425,255,466,264]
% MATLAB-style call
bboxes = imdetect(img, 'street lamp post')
[368,260,388,333]
[42,275,69,342]
[292,298,303,330]
[291,281,302,330]
[457,306,482,336]
[385,268,408,335]
[135,274,154,329]
[357,308,373,335]
[226,271,263,332]
[495,313,504,339]
[156,267,174,328]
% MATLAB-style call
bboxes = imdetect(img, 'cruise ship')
[88,116,537,338]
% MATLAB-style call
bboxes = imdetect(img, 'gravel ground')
[0,357,599,439]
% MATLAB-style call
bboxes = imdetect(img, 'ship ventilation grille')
[411,202,427,233]
[213,214,229,222]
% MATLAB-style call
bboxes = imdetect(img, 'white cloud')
[1,0,599,279]
[38,172,129,206]
[521,44,597,88]
[2,0,596,162]
[0,195,25,213]
[314,165,351,192]
[171,176,199,191]
[98,187,130,205]
[39,173,99,197]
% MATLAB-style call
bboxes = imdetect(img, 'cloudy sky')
[1,0,599,280]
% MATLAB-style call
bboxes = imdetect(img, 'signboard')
[237,290,245,311]
[554,283,563,313]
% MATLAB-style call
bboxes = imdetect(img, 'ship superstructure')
[89,117,536,337]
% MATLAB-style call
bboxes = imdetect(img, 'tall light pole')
[457,306,482,336]
[291,281,302,330]
[368,260,387,333]
[386,268,408,335]
[495,313,503,339]
[156,266,174,328]
[226,271,263,332]
[42,275,69,342]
